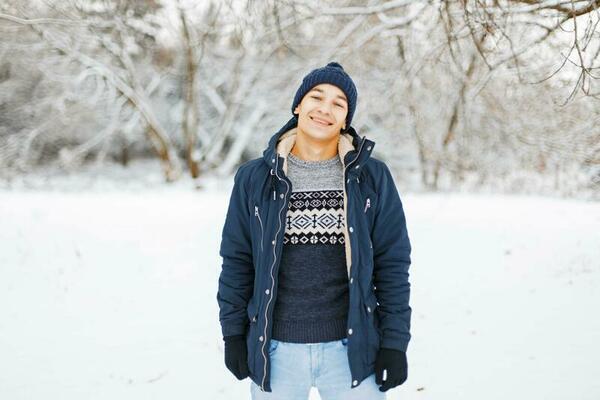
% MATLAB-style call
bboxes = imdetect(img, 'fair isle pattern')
[283,190,345,245]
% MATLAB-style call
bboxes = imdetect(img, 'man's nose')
[317,101,333,115]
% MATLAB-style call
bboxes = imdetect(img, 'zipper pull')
[364,197,371,213]
[255,205,259,216]
[273,190,276,200]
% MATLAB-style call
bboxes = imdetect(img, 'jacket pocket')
[247,297,259,324]
[361,188,378,214]
[363,292,380,366]
[246,298,259,376]
[360,190,378,236]
[363,196,372,213]
[253,204,264,253]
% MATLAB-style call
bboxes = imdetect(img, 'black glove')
[374,348,407,392]
[223,335,249,380]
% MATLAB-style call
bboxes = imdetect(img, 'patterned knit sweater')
[271,151,349,343]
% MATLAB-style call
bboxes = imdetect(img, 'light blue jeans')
[250,338,386,400]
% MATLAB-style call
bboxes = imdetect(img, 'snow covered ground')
[1,172,599,399]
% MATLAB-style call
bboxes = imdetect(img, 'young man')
[217,62,412,399]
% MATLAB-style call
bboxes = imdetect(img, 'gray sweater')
[271,152,349,343]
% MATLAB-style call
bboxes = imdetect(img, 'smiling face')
[293,83,348,143]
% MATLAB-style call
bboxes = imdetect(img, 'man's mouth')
[310,116,333,126]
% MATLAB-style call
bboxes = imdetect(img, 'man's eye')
[311,96,344,108]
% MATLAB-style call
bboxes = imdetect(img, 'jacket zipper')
[346,136,366,182]
[261,155,290,391]
[343,137,367,279]
[260,139,366,390]
[254,205,264,252]
[364,197,371,213]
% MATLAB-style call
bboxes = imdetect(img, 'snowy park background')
[1,1,600,399]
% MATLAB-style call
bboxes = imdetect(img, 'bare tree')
[1,0,182,181]
[0,0,598,196]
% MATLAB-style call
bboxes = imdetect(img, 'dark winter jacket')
[217,116,412,392]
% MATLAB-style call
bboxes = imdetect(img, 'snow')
[1,173,599,399]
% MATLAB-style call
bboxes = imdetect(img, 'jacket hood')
[261,115,375,177]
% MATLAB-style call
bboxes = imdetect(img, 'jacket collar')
[262,116,375,177]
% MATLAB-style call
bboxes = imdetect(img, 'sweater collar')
[262,116,375,177]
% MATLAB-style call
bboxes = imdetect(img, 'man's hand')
[224,335,249,380]
[374,348,407,392]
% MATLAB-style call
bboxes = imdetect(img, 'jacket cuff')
[223,334,245,344]
[381,336,410,353]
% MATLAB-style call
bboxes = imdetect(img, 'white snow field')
[1,181,599,400]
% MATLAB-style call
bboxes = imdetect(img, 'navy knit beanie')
[291,61,358,130]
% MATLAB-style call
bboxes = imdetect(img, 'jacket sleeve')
[216,165,255,338]
[371,162,412,352]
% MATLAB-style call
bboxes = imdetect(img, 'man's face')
[293,83,348,142]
